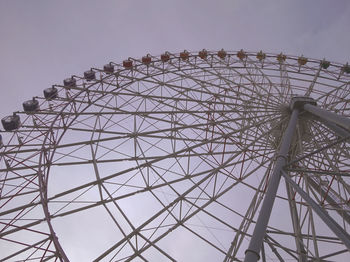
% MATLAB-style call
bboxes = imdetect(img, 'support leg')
[244,109,299,262]
[282,170,350,251]
[304,103,350,132]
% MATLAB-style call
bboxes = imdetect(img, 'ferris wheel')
[0,49,350,262]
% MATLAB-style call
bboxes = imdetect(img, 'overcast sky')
[0,0,349,117]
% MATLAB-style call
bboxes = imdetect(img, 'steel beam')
[304,103,350,132]
[318,117,350,138]
[285,180,307,262]
[282,170,350,251]
[244,109,299,262]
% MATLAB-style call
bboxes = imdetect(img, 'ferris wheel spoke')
[305,67,322,96]
[315,81,348,107]
[0,237,56,261]
[134,232,178,262]
[48,113,276,169]
[0,216,46,238]
[211,64,281,109]
[224,162,273,259]
[182,55,281,109]
[324,87,350,111]
[89,125,140,249]
[65,83,266,113]
[0,187,39,203]
[154,139,275,255]
[123,157,278,262]
[93,124,275,260]
[2,115,276,218]
[181,223,228,254]
[113,179,239,262]
[134,63,279,115]
[218,65,281,108]
[93,170,222,260]
[286,134,350,169]
[66,108,234,139]
[280,62,294,100]
[308,129,350,214]
[47,160,226,219]
[284,177,309,260]
[50,135,253,217]
[263,234,299,260]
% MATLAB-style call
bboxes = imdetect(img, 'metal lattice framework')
[0,50,350,261]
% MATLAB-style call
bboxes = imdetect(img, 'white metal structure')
[0,50,350,261]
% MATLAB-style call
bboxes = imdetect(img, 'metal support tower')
[244,105,299,262]
[244,96,350,262]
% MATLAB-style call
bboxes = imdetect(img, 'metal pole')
[244,109,299,262]
[261,241,267,262]
[284,180,307,262]
[282,171,350,251]
[304,103,350,132]
[317,117,350,138]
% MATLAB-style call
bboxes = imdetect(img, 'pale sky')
[0,0,349,117]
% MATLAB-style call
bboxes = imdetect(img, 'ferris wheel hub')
[290,96,317,111]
